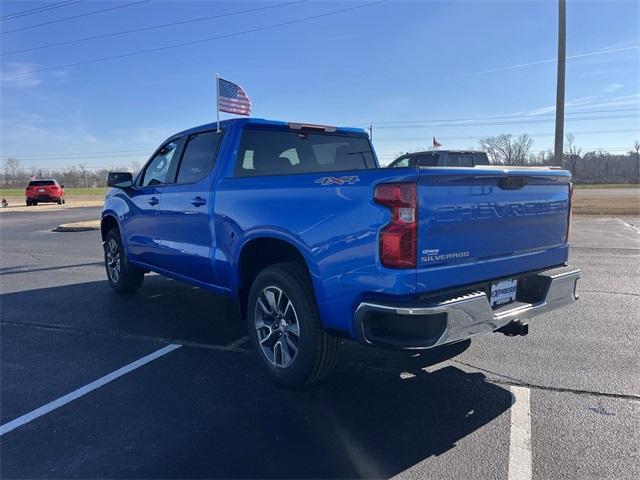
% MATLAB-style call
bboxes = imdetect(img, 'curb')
[53,220,100,232]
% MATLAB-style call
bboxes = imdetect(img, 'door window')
[141,140,182,186]
[176,131,223,184]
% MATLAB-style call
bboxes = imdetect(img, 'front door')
[122,138,183,267]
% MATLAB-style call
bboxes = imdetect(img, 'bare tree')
[4,157,20,177]
[130,160,142,174]
[564,133,582,176]
[479,134,533,165]
[78,163,88,188]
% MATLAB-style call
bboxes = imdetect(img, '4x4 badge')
[314,176,360,186]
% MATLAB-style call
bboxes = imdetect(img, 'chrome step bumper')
[353,265,580,349]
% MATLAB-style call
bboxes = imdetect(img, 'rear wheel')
[247,262,340,387]
[104,228,144,294]
[57,198,63,205]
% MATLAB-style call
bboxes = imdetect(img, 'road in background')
[1,208,638,479]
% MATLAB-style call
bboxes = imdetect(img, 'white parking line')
[615,217,640,234]
[0,344,181,437]
[508,386,532,480]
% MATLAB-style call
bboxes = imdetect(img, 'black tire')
[104,228,144,294]
[57,198,63,205]
[26,200,32,206]
[247,262,340,387]
[62,199,66,204]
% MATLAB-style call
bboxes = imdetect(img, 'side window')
[474,153,490,166]
[176,130,223,184]
[447,155,474,167]
[141,140,182,186]
[392,158,410,168]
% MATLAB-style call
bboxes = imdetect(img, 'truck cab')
[388,150,490,168]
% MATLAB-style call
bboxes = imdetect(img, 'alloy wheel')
[106,238,121,284]
[254,285,300,368]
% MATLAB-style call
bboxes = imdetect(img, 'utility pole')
[368,124,373,141]
[554,0,566,167]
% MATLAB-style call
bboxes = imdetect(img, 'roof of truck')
[171,118,367,139]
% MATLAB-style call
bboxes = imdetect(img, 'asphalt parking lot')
[1,207,639,479]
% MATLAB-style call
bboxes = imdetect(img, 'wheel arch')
[236,235,322,320]
[100,213,120,242]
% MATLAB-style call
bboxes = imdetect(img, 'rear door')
[155,129,224,284]
[416,167,572,292]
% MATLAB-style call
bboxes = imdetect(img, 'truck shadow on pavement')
[1,276,513,479]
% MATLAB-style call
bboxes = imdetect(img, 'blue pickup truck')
[103,118,580,387]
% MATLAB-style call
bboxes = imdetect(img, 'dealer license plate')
[38,188,45,192]
[490,278,518,307]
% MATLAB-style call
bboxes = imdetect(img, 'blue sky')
[1,0,638,169]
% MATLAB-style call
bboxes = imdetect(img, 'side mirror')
[107,172,133,188]
[60,184,64,188]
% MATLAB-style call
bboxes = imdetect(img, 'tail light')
[374,183,417,268]
[566,182,574,241]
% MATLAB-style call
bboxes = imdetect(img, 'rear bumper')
[353,265,580,349]
[27,195,61,202]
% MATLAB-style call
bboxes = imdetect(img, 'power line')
[4,148,153,161]
[11,123,637,160]
[2,0,308,56]
[374,128,640,142]
[357,108,640,127]
[369,114,639,130]
[0,0,388,78]
[1,0,151,35]
[1,0,82,21]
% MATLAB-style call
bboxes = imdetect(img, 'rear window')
[411,154,439,167]
[28,180,55,187]
[235,129,376,177]
[446,154,474,167]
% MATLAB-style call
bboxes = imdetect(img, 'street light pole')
[554,0,566,167]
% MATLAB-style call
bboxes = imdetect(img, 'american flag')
[218,77,252,116]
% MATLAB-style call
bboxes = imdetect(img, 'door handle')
[148,197,159,206]
[191,196,206,207]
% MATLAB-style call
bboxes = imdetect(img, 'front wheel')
[247,262,340,387]
[104,229,144,294]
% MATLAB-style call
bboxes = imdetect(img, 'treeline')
[1,157,136,189]
[479,134,640,184]
[3,135,640,187]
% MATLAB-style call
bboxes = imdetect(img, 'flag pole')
[216,73,220,133]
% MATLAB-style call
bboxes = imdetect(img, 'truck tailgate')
[416,167,572,292]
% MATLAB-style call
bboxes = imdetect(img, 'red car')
[25,179,65,206]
